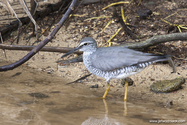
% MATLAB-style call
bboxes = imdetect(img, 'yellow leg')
[102,83,110,99]
[124,81,128,101]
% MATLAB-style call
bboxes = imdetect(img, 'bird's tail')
[150,54,176,73]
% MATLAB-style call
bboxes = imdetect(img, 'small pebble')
[90,84,98,88]
[164,100,173,108]
[121,77,134,86]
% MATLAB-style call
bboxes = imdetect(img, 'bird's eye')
[84,43,88,46]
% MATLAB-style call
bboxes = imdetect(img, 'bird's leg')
[124,80,129,101]
[102,82,110,99]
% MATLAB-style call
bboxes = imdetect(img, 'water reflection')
[0,87,186,125]
[82,99,125,125]
[0,93,50,125]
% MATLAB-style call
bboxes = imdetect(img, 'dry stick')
[19,0,39,40]
[30,0,38,16]
[120,32,187,49]
[0,33,7,58]
[6,0,22,44]
[30,0,37,38]
[66,74,92,84]
[0,44,82,54]
[0,0,78,72]
[118,8,137,40]
[58,0,66,12]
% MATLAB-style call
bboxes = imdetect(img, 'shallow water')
[0,61,186,125]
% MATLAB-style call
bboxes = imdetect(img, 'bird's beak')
[61,46,80,58]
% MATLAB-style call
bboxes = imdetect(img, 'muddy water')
[0,61,186,125]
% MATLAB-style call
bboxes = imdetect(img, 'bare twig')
[66,74,92,84]
[0,0,78,72]
[0,33,7,58]
[6,0,22,43]
[19,0,39,40]
[30,0,38,16]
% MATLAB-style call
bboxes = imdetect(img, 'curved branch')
[121,32,187,49]
[0,0,77,71]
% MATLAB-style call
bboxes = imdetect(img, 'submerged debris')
[150,76,185,93]
[90,84,98,88]
[164,100,173,108]
[66,73,92,84]
[28,92,49,98]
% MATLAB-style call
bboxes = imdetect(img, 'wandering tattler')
[61,37,172,101]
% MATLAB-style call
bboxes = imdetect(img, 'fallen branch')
[0,44,82,54]
[0,0,78,71]
[120,32,187,49]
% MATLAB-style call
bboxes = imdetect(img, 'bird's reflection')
[124,101,127,116]
[81,99,127,125]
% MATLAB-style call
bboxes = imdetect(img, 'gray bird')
[61,37,172,101]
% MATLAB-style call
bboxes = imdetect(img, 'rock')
[90,84,98,88]
[121,77,134,86]
[150,76,185,93]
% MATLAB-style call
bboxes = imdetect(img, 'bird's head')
[61,37,97,58]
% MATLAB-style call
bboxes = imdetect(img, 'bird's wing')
[90,46,168,71]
